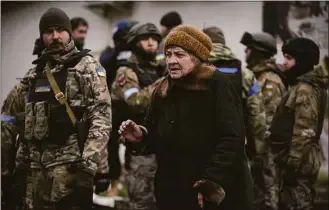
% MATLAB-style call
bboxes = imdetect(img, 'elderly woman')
[119,25,253,210]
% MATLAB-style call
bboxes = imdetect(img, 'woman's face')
[165,46,199,79]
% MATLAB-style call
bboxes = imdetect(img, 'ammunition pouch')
[24,101,87,145]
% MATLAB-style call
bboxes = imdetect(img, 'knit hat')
[160,11,182,29]
[164,25,212,61]
[282,37,320,66]
[39,8,72,37]
[203,26,225,45]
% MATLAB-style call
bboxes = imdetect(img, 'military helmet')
[126,22,162,45]
[240,32,277,54]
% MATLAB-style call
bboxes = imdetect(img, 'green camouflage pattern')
[111,54,163,114]
[5,40,112,209]
[276,61,328,210]
[111,53,162,210]
[1,82,28,176]
[16,40,112,174]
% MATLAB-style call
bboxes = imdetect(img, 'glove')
[94,173,110,194]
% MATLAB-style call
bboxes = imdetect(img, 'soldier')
[70,17,89,51]
[203,26,268,210]
[100,20,139,90]
[1,83,29,210]
[111,22,165,210]
[100,19,139,197]
[270,38,328,210]
[240,31,288,210]
[7,7,111,210]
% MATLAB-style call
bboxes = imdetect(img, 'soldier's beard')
[284,58,314,85]
[133,45,157,61]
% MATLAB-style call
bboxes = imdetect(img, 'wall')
[1,1,111,102]
[1,1,263,103]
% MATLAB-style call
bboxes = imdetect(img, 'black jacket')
[133,64,253,210]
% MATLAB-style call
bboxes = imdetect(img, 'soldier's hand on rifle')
[118,120,143,143]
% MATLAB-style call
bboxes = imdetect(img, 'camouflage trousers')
[252,153,280,210]
[116,154,157,210]
[24,164,94,210]
[275,145,321,210]
[278,166,320,210]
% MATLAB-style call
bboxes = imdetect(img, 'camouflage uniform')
[111,23,164,210]
[1,82,29,209]
[270,62,328,210]
[249,58,287,210]
[111,54,162,210]
[13,39,112,210]
[251,58,287,134]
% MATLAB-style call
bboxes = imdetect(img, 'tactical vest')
[270,80,327,160]
[24,50,91,144]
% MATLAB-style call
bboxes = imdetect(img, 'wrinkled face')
[72,25,88,47]
[283,53,296,71]
[42,27,70,51]
[165,46,200,79]
[244,47,252,63]
[137,35,158,53]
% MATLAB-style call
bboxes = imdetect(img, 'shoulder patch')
[216,67,238,74]
[265,84,273,89]
[1,114,16,125]
[249,81,261,96]
[156,53,165,61]
[96,67,106,77]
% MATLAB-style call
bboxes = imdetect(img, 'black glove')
[94,173,110,194]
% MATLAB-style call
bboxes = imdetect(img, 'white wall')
[1,1,111,103]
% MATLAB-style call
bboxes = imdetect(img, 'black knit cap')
[282,37,320,66]
[160,11,182,29]
[39,7,72,37]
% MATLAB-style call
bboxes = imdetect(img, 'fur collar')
[154,63,216,98]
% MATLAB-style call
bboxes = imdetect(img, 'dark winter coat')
[133,63,253,210]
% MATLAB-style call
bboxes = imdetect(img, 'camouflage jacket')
[1,83,28,177]
[284,59,328,169]
[251,58,287,137]
[111,54,164,114]
[14,41,112,175]
[210,43,267,156]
